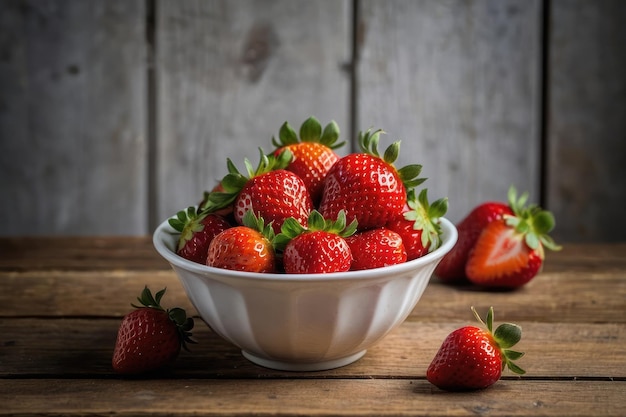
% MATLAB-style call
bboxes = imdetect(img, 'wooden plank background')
[0,0,625,242]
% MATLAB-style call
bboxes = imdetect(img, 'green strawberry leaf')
[494,323,522,349]
[300,116,322,142]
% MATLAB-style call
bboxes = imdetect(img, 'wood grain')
[545,0,626,242]
[2,379,625,416]
[0,0,148,235]
[2,318,624,379]
[356,0,543,224]
[155,0,352,223]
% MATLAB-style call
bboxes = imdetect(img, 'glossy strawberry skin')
[112,308,181,375]
[319,153,407,230]
[427,326,503,391]
[207,226,276,273]
[345,228,407,270]
[435,202,513,283]
[176,214,231,264]
[465,220,544,288]
[234,169,313,235]
[283,230,352,274]
[386,216,429,261]
[276,143,339,204]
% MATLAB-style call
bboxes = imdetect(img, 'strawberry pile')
[435,186,561,288]
[169,116,449,274]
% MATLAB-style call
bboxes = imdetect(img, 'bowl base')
[241,350,367,372]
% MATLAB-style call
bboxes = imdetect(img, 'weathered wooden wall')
[1,0,625,242]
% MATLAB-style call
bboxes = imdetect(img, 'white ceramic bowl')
[153,216,457,371]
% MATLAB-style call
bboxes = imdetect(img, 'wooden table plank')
[2,318,624,379]
[0,237,169,271]
[2,267,624,324]
[2,379,624,417]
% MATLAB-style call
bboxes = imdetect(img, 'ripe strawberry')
[204,149,313,235]
[464,191,561,288]
[345,227,407,270]
[427,306,525,391]
[319,128,425,231]
[435,194,515,283]
[207,210,277,273]
[386,189,448,260]
[168,206,231,264]
[272,117,343,204]
[276,210,357,274]
[112,287,195,375]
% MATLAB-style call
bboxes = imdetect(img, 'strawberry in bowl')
[153,117,457,371]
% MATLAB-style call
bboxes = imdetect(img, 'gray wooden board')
[356,0,543,224]
[1,0,625,243]
[546,0,626,242]
[155,0,351,224]
[0,0,147,235]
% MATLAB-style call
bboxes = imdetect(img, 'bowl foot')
[241,350,367,372]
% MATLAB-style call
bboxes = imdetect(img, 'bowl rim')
[153,214,457,283]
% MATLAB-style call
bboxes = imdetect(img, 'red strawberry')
[207,210,277,273]
[319,129,425,230]
[168,207,231,264]
[464,193,561,288]
[272,117,343,204]
[345,227,407,270]
[435,196,515,283]
[204,149,313,235]
[386,189,448,260]
[112,287,195,375]
[427,306,524,391]
[276,210,357,274]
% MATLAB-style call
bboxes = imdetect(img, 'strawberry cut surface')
[465,220,542,288]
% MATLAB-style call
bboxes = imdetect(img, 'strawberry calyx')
[271,116,345,150]
[131,286,196,352]
[240,209,276,244]
[402,188,449,253]
[358,128,426,189]
[274,209,357,252]
[168,206,208,252]
[202,148,293,213]
[471,306,525,375]
[504,186,562,256]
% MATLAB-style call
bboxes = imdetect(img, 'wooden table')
[1,238,625,416]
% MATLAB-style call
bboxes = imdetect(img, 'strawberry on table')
[207,210,277,273]
[168,206,231,265]
[272,116,343,204]
[319,128,425,231]
[427,306,525,391]
[465,188,561,288]
[112,287,195,375]
[275,210,357,274]
[435,200,513,283]
[204,149,313,235]
[386,188,448,260]
[345,227,407,270]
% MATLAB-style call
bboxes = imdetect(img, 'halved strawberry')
[319,128,425,230]
[386,188,448,260]
[464,189,561,288]
[272,117,344,204]
[276,210,357,274]
[207,210,277,273]
[435,194,515,283]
